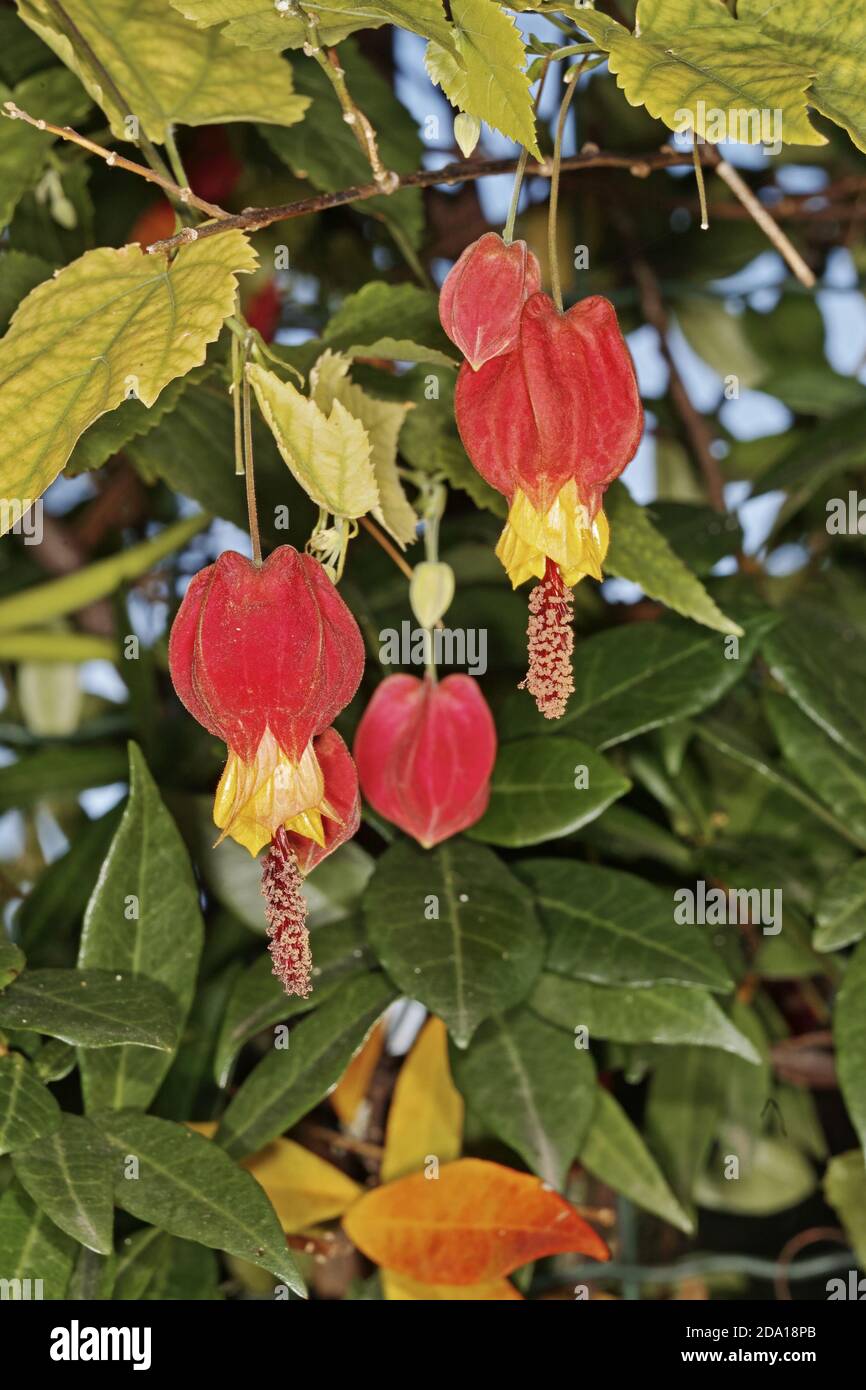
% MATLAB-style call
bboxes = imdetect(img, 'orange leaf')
[381,1016,463,1182]
[343,1157,609,1284]
[382,1269,522,1300]
[330,1019,387,1126]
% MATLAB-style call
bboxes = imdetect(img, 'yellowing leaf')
[243,1137,362,1232]
[330,1019,387,1127]
[382,1269,522,1300]
[18,0,310,142]
[343,1157,609,1283]
[381,1017,463,1183]
[248,362,378,520]
[170,0,455,54]
[575,0,824,148]
[312,351,417,547]
[425,0,539,156]
[0,234,256,534]
[739,0,866,153]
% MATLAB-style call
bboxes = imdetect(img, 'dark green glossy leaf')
[645,1047,739,1204]
[764,621,866,767]
[78,743,203,1110]
[0,937,24,989]
[0,968,179,1050]
[468,737,630,848]
[500,609,775,746]
[213,917,373,1087]
[518,859,731,992]
[530,973,759,1062]
[113,1227,221,1300]
[12,1113,114,1254]
[0,1052,61,1155]
[364,838,543,1047]
[452,1006,596,1189]
[0,745,127,812]
[579,1088,693,1234]
[216,973,395,1159]
[835,937,866,1155]
[93,1111,304,1294]
[815,858,866,952]
[0,1178,77,1299]
[764,691,866,847]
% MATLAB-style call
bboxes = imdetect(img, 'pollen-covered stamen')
[261,827,312,997]
[519,557,575,720]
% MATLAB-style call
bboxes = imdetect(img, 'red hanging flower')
[353,673,496,848]
[439,232,541,369]
[168,546,364,995]
[453,289,643,717]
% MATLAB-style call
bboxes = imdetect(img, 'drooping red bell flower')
[439,232,541,370]
[454,290,643,718]
[353,674,496,848]
[169,546,364,995]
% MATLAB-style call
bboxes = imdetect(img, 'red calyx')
[353,673,497,848]
[168,547,365,763]
[455,290,644,515]
[439,232,541,370]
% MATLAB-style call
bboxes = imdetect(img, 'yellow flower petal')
[213,731,326,856]
[495,482,610,589]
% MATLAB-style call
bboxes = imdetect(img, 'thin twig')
[0,103,229,221]
[305,18,397,193]
[241,364,262,567]
[711,153,816,287]
[147,145,712,253]
[299,1121,384,1161]
[359,515,415,581]
[548,66,580,312]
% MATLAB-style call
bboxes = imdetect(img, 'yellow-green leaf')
[18,0,310,141]
[312,352,417,546]
[249,362,379,520]
[425,0,539,156]
[574,0,824,149]
[739,0,866,153]
[0,236,255,534]
[170,0,455,54]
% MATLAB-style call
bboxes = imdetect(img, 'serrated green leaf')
[19,0,310,141]
[530,973,759,1062]
[0,1052,61,1155]
[249,362,378,520]
[78,743,204,1111]
[468,736,630,848]
[579,1088,694,1234]
[324,280,450,356]
[171,0,455,53]
[93,1110,305,1293]
[574,0,824,149]
[216,972,395,1157]
[425,0,538,155]
[364,839,544,1048]
[12,1113,114,1253]
[452,1006,596,1189]
[519,858,732,992]
[0,233,256,532]
[0,969,180,1050]
[606,483,742,635]
[739,0,866,153]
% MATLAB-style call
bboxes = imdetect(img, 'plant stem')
[692,139,709,230]
[231,327,244,478]
[1,104,227,221]
[503,148,530,245]
[305,19,397,193]
[360,516,414,581]
[241,362,262,566]
[163,126,189,190]
[548,66,580,312]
